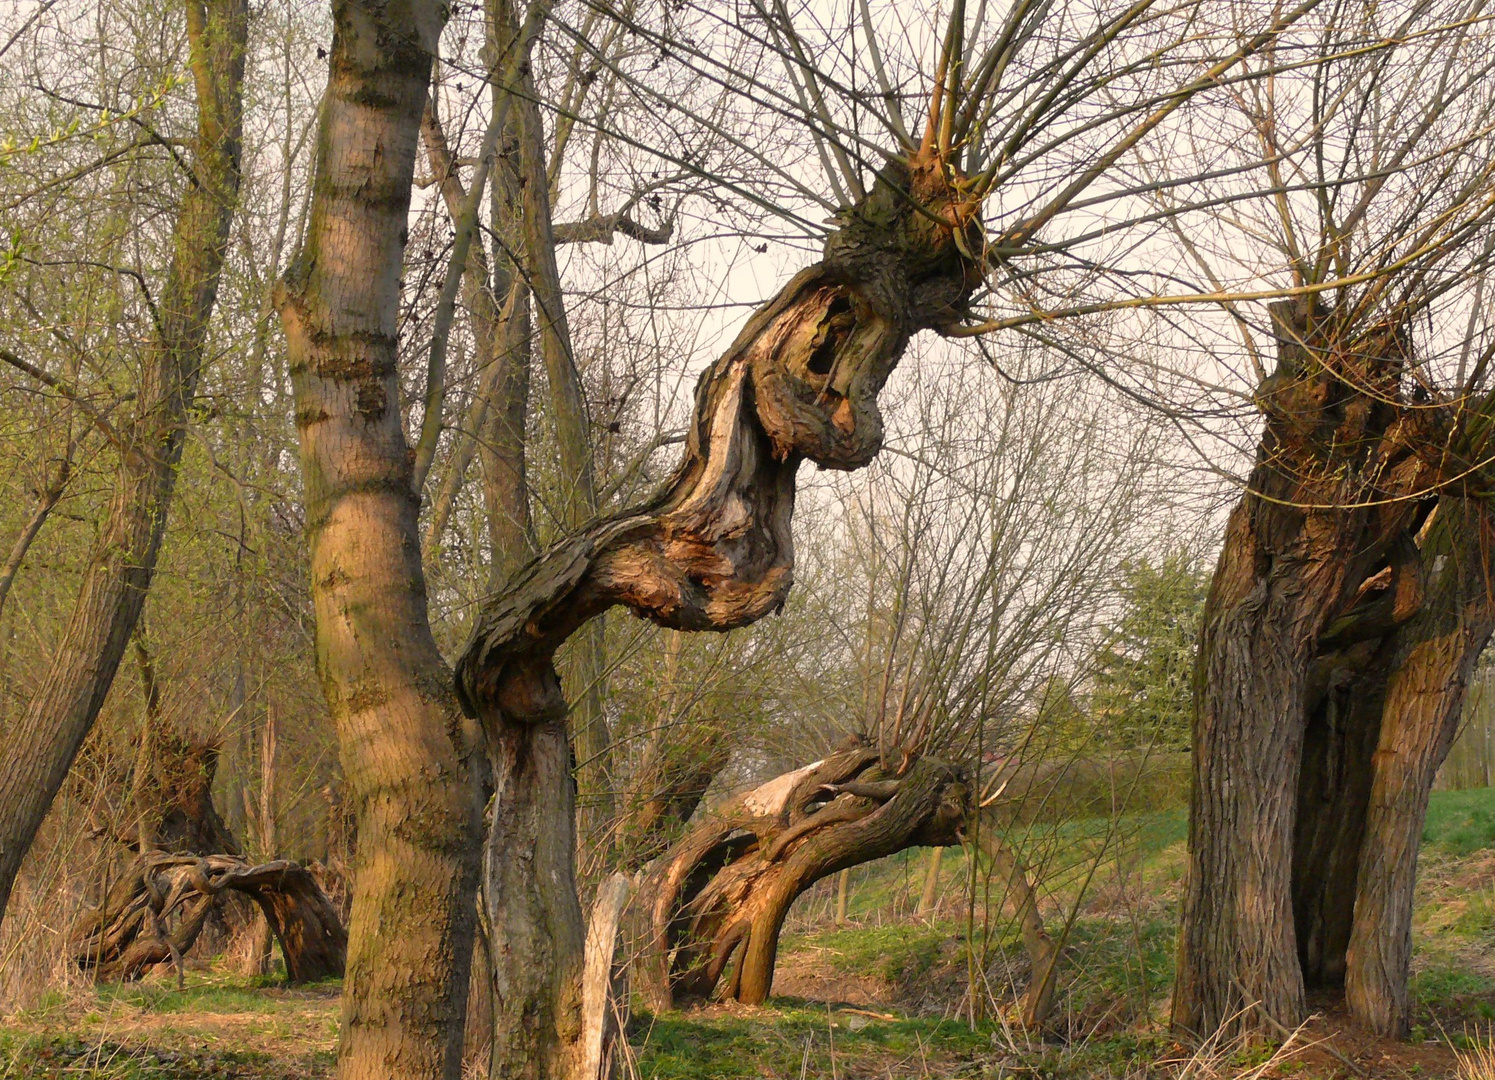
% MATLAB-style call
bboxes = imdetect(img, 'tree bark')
[73,852,346,984]
[1345,497,1495,1035]
[1174,301,1433,1040]
[457,130,978,1061]
[0,0,247,931]
[633,746,970,1009]
[274,2,486,1075]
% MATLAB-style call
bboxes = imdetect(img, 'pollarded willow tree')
[625,353,1166,1017]
[1146,0,1495,1039]
[444,0,1339,1073]
[274,0,1354,1073]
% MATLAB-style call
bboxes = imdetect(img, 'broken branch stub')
[455,155,983,724]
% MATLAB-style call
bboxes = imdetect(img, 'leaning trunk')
[0,0,247,929]
[633,746,969,1009]
[274,1,485,1075]
[456,127,980,1070]
[73,852,345,984]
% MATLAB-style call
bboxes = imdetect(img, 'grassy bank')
[4,788,1494,1078]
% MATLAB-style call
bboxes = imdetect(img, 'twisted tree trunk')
[73,852,345,983]
[455,133,981,1071]
[631,745,970,1009]
[0,0,247,930]
[1177,297,1495,1041]
[274,1,486,1074]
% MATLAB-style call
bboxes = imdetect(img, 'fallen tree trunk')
[632,744,970,1009]
[73,852,346,984]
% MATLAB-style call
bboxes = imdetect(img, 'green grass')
[0,1033,328,1080]
[87,975,341,1016]
[1425,787,1495,856]
[629,1003,994,1080]
[781,923,952,986]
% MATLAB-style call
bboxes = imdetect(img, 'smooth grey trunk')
[0,0,247,930]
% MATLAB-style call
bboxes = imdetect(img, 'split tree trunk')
[1345,497,1495,1035]
[0,0,247,930]
[274,1,486,1075]
[1174,302,1433,1040]
[632,745,970,1009]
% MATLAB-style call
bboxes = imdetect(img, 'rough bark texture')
[274,2,486,1075]
[1174,300,1434,1040]
[0,0,246,930]
[456,141,980,1070]
[73,852,345,983]
[633,745,970,1009]
[1345,498,1495,1035]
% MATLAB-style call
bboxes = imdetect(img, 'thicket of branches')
[2,0,1495,1075]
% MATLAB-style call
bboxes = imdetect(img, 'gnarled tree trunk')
[0,0,247,931]
[455,132,981,1072]
[1174,301,1434,1040]
[73,852,346,983]
[631,745,969,1009]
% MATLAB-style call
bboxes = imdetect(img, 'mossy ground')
[3,789,1494,1078]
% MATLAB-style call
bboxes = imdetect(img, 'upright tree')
[0,0,249,929]
[274,1,486,1075]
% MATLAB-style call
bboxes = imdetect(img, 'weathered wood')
[632,744,970,1009]
[73,852,346,983]
[455,150,983,727]
[455,141,982,1075]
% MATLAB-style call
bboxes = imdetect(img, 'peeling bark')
[632,745,970,1009]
